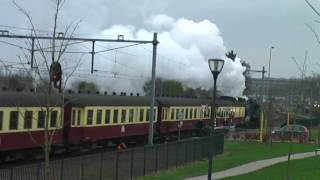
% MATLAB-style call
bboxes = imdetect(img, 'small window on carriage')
[96,110,102,125]
[105,110,111,124]
[72,110,76,126]
[129,109,134,123]
[190,108,193,119]
[87,110,93,125]
[139,109,144,122]
[121,110,126,123]
[0,111,3,130]
[185,109,189,119]
[113,109,119,124]
[171,109,175,120]
[161,109,164,120]
[77,110,81,126]
[194,109,197,118]
[164,109,168,120]
[175,109,179,119]
[38,111,45,128]
[50,111,58,128]
[24,111,33,129]
[146,109,150,121]
[10,111,19,130]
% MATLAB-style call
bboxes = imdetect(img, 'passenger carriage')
[0,91,246,160]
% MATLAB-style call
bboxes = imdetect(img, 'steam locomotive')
[0,91,246,160]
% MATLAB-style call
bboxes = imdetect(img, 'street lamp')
[207,58,224,180]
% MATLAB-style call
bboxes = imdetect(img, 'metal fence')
[0,135,224,180]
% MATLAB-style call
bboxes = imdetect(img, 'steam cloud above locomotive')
[78,14,246,97]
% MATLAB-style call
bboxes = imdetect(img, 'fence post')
[115,152,119,180]
[175,142,178,168]
[130,149,134,180]
[81,155,85,180]
[60,160,64,180]
[200,138,203,159]
[9,167,13,180]
[155,146,158,173]
[99,152,104,180]
[193,139,196,161]
[143,147,146,176]
[36,163,40,180]
[184,142,188,164]
[166,143,169,169]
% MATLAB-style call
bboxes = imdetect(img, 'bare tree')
[13,0,82,178]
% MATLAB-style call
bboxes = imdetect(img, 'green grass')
[222,156,320,180]
[139,141,317,180]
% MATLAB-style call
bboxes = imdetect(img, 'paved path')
[185,152,317,180]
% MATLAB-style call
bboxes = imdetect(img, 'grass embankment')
[222,156,320,180]
[139,141,317,180]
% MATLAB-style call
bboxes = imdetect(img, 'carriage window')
[24,111,33,129]
[194,109,197,118]
[38,111,45,128]
[190,109,193,119]
[0,111,3,130]
[161,109,165,120]
[200,109,204,118]
[50,111,58,128]
[87,110,93,125]
[96,110,102,124]
[77,110,81,125]
[105,110,111,124]
[129,109,134,123]
[171,109,175,120]
[10,111,19,130]
[121,110,126,123]
[185,109,189,119]
[72,110,76,125]
[146,109,150,121]
[113,110,119,123]
[165,109,168,120]
[139,109,144,122]
[175,109,179,119]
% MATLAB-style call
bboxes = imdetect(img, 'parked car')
[272,124,309,138]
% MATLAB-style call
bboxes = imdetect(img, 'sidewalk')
[185,152,316,180]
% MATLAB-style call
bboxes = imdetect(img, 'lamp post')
[208,58,224,180]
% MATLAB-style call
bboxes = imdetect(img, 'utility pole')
[148,33,159,146]
[249,66,266,142]
[249,67,266,107]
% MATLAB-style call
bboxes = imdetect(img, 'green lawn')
[222,156,320,180]
[139,141,317,180]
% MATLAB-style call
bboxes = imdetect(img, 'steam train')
[0,91,246,160]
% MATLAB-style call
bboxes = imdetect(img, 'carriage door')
[62,105,72,145]
[156,105,163,134]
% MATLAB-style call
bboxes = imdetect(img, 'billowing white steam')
[81,14,245,97]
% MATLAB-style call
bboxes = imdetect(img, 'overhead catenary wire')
[0,24,121,38]
[0,40,30,50]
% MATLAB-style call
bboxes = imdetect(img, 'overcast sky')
[1,0,319,80]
